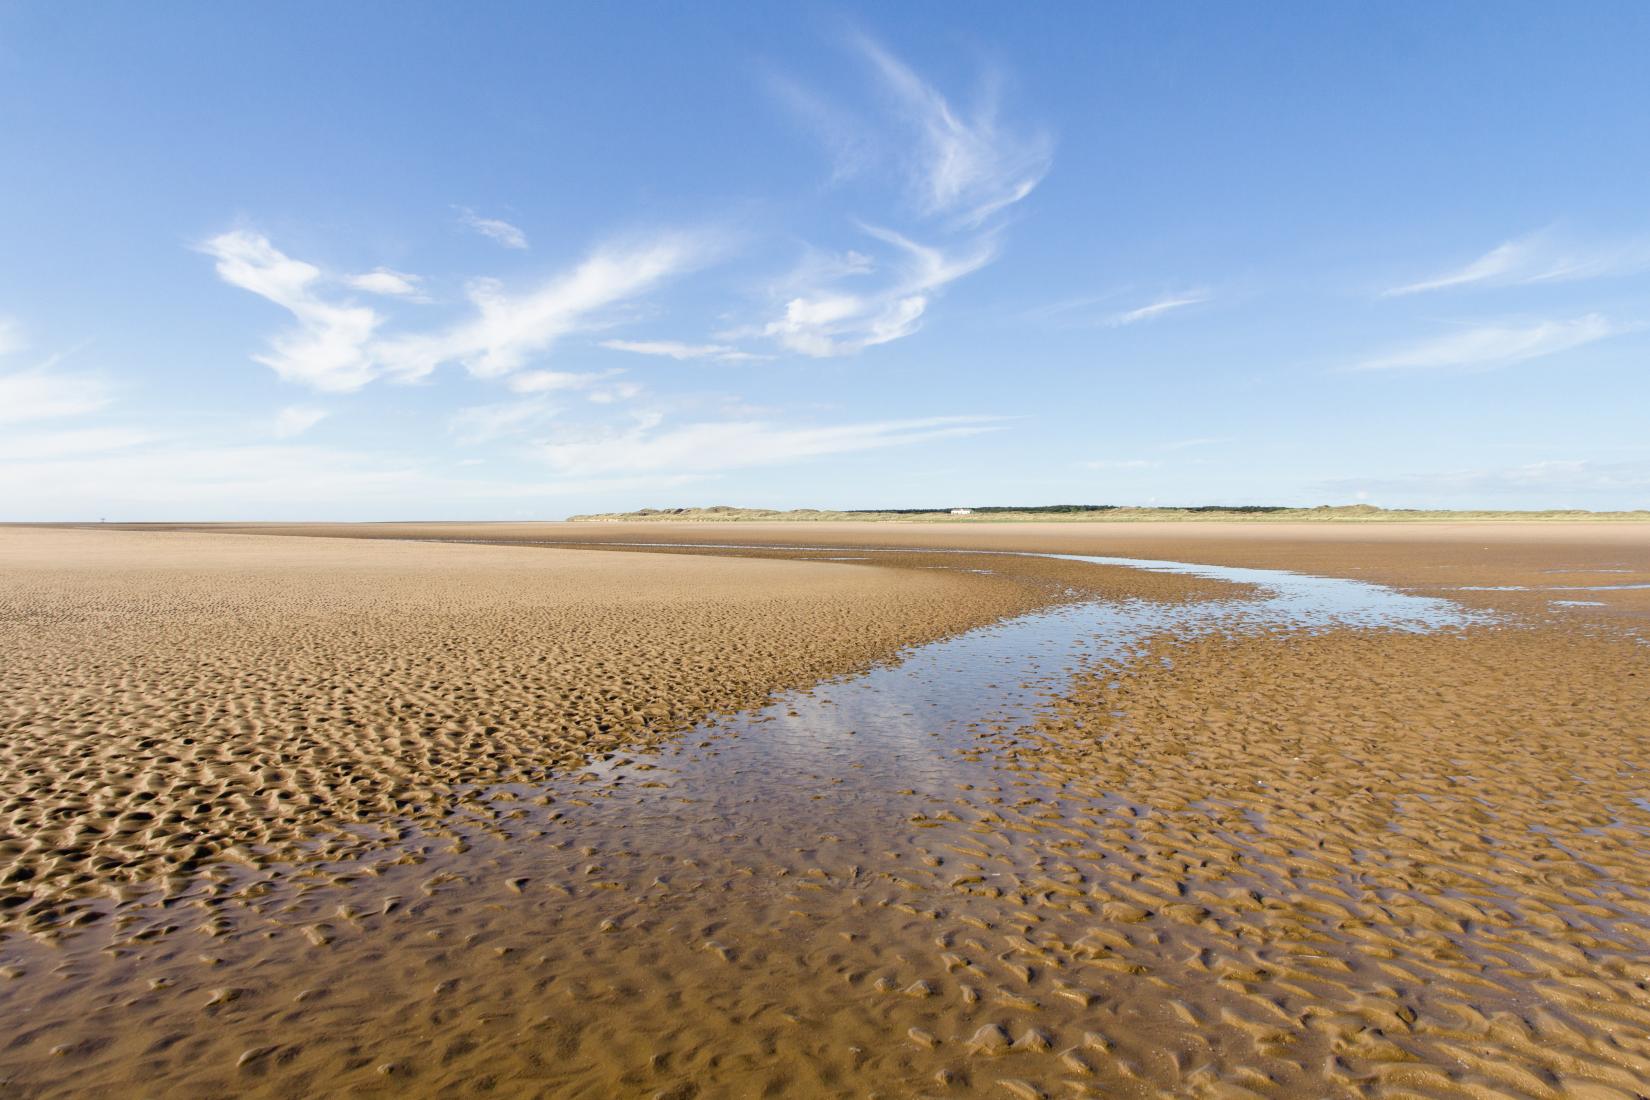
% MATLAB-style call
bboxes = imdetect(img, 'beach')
[2,521,1648,1097]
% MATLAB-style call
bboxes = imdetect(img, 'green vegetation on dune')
[568,504,1650,523]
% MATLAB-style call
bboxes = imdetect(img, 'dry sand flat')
[161,518,1650,620]
[2,521,1648,1098]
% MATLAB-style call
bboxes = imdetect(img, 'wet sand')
[2,521,1649,1098]
[1,526,1146,933]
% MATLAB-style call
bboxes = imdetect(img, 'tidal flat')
[2,522,1648,1098]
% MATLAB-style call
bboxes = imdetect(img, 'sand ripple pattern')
[0,528,1057,933]
[3,526,1649,1098]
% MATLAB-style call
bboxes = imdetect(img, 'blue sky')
[2,2,1648,519]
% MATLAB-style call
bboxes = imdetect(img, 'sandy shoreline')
[89,518,1650,618]
[3,521,1649,1097]
[0,525,1223,932]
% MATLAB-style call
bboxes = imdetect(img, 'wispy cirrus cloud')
[1383,229,1650,296]
[374,235,706,381]
[1106,291,1209,327]
[272,405,328,438]
[763,37,1050,358]
[457,208,529,250]
[762,225,994,357]
[506,369,614,394]
[204,230,710,391]
[530,413,1007,476]
[855,35,1052,227]
[600,339,764,362]
[1352,314,1622,371]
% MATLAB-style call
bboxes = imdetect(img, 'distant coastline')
[568,504,1650,523]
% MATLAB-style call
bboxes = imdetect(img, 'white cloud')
[374,235,706,381]
[530,414,1006,476]
[1106,291,1209,327]
[1383,229,1650,296]
[856,36,1052,226]
[272,405,329,438]
[0,366,112,423]
[763,226,994,357]
[449,397,557,444]
[767,73,878,187]
[1082,459,1158,470]
[201,230,383,392]
[600,339,763,362]
[205,231,707,391]
[506,369,612,394]
[759,39,1050,358]
[458,208,529,250]
[1353,314,1621,371]
[347,268,425,298]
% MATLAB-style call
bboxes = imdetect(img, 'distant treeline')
[846,504,1293,515]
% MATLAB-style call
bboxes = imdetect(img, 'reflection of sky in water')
[1051,553,1478,631]
[1456,583,1650,592]
[546,546,1485,852]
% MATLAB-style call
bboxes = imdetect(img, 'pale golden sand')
[0,526,1116,931]
[2,522,1648,1098]
[142,518,1650,619]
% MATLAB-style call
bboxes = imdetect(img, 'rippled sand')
[0,527,1078,932]
[2,521,1648,1098]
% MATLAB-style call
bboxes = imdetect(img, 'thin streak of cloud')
[457,208,529,250]
[506,369,616,394]
[600,339,765,362]
[1383,229,1650,296]
[272,405,329,438]
[1106,291,1209,327]
[1352,314,1622,371]
[531,414,1008,476]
